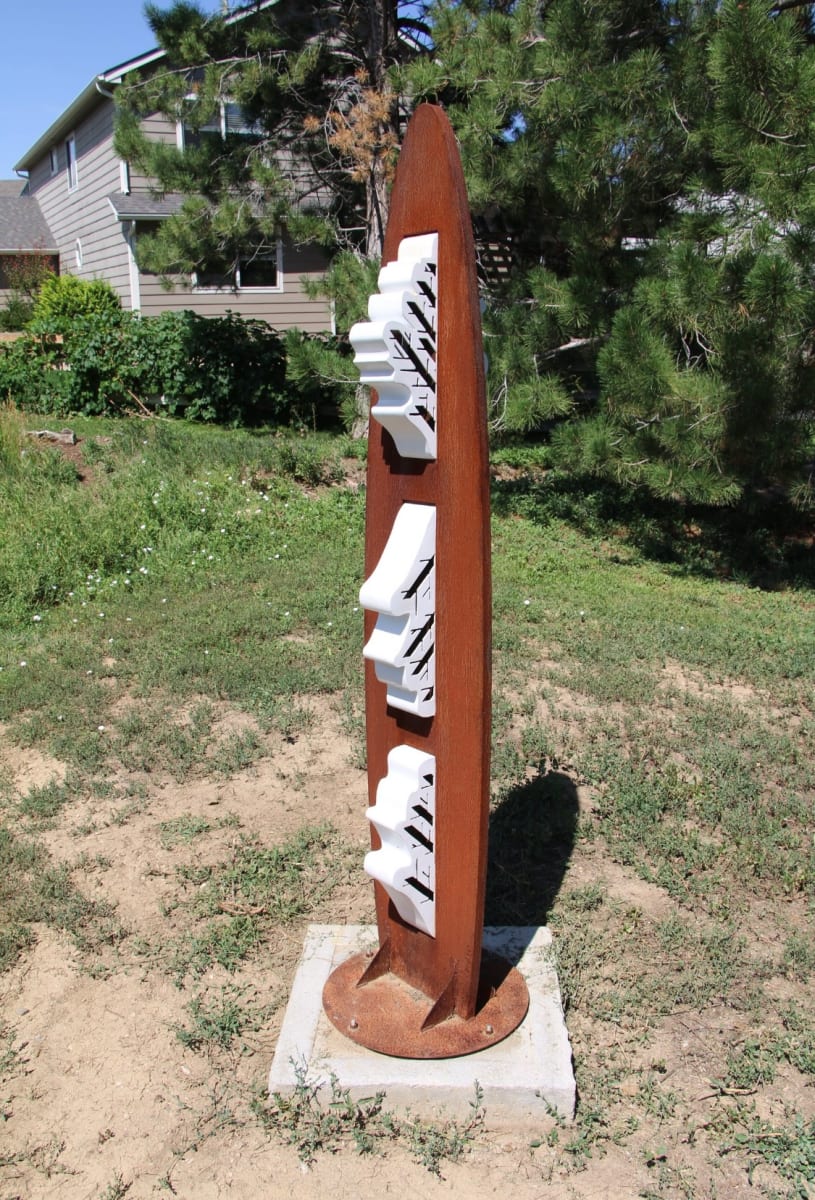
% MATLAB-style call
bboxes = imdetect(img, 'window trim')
[75,238,84,270]
[49,146,58,176]
[65,133,78,191]
[177,97,261,150]
[192,241,283,293]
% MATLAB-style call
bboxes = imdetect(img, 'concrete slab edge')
[269,925,575,1127]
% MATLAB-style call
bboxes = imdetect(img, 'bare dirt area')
[1,691,812,1200]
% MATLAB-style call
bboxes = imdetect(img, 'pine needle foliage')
[409,0,815,507]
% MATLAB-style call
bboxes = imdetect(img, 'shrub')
[0,254,57,331]
[0,334,69,414]
[0,298,35,333]
[146,310,287,424]
[0,309,289,424]
[31,275,121,328]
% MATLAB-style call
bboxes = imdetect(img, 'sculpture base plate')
[322,948,529,1059]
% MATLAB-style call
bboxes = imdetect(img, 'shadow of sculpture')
[484,766,579,961]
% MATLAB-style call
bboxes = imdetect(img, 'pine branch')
[770,0,815,13]
[542,336,599,358]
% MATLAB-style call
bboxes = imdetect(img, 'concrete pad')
[269,925,575,1126]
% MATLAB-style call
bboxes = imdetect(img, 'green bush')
[147,310,287,424]
[0,298,35,333]
[0,310,290,424]
[0,254,57,331]
[31,275,121,328]
[0,335,70,414]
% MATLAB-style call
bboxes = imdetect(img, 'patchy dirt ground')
[0,693,811,1200]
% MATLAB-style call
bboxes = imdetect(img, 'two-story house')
[2,5,332,333]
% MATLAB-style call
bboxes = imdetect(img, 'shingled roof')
[0,182,57,253]
[107,192,185,221]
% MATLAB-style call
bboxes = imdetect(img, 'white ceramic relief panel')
[365,745,436,937]
[360,502,435,717]
[349,233,438,460]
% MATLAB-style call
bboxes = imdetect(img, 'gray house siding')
[27,100,132,305]
[23,101,332,330]
[9,17,333,333]
[125,112,178,192]
[137,239,331,332]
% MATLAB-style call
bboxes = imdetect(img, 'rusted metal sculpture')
[322,104,529,1059]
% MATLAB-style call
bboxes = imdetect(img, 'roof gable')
[0,187,58,252]
[13,0,281,173]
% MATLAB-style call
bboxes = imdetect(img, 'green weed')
[173,985,272,1051]
[18,778,74,825]
[263,1064,483,1175]
[167,823,351,980]
[97,1172,130,1199]
[211,728,262,777]
[159,814,212,848]
[0,825,124,971]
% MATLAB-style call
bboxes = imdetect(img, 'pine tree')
[409,0,815,507]
[115,1,430,276]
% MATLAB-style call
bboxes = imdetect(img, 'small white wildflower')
[204,650,209,656]
[19,660,27,667]
[523,599,531,606]
[327,621,333,628]
[161,598,167,604]
[33,614,42,622]
[140,523,146,530]
[98,612,105,618]
[97,725,106,732]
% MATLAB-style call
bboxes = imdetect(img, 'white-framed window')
[119,159,131,195]
[49,146,58,176]
[65,133,78,191]
[75,239,83,269]
[193,243,282,292]
[178,98,261,150]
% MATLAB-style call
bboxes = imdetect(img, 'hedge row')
[0,308,339,427]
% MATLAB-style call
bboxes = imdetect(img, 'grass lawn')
[0,406,813,1198]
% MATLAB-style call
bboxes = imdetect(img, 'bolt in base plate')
[322,949,529,1060]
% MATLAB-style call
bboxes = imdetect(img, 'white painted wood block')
[365,745,436,937]
[349,233,438,460]
[360,502,435,717]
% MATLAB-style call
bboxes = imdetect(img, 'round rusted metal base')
[322,950,529,1059]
